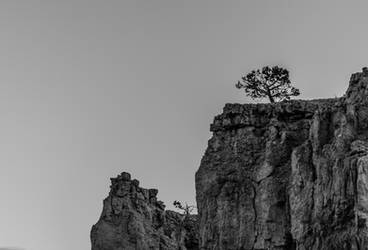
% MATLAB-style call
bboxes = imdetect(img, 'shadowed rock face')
[92,69,368,250]
[91,172,198,250]
[195,68,368,250]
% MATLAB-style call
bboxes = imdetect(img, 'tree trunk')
[265,87,275,103]
[267,93,275,103]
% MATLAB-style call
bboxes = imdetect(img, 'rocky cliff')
[92,68,368,250]
[195,68,368,249]
[91,172,198,250]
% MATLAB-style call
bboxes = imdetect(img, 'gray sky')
[1,1,368,249]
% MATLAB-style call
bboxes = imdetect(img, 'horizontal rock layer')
[195,68,368,249]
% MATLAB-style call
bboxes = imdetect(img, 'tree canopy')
[236,66,300,103]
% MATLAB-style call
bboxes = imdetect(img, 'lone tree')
[173,200,196,248]
[236,66,300,103]
[173,200,195,217]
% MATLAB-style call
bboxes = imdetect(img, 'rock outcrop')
[91,172,199,250]
[195,68,368,249]
[92,68,368,250]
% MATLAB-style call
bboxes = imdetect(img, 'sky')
[1,1,368,249]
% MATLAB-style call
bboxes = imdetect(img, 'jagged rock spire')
[91,172,198,250]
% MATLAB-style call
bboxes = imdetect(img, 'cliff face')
[91,172,198,250]
[92,69,368,250]
[195,68,368,249]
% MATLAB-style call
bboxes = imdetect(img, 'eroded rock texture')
[91,172,199,250]
[195,68,368,249]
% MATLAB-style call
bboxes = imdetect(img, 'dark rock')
[92,68,368,250]
[195,68,368,249]
[91,173,199,250]
[120,172,131,181]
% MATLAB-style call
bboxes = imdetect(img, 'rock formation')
[92,68,368,250]
[91,172,198,250]
[195,68,368,249]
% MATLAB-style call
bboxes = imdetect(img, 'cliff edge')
[195,68,368,249]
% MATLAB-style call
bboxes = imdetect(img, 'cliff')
[91,172,199,250]
[92,68,368,250]
[195,68,368,249]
